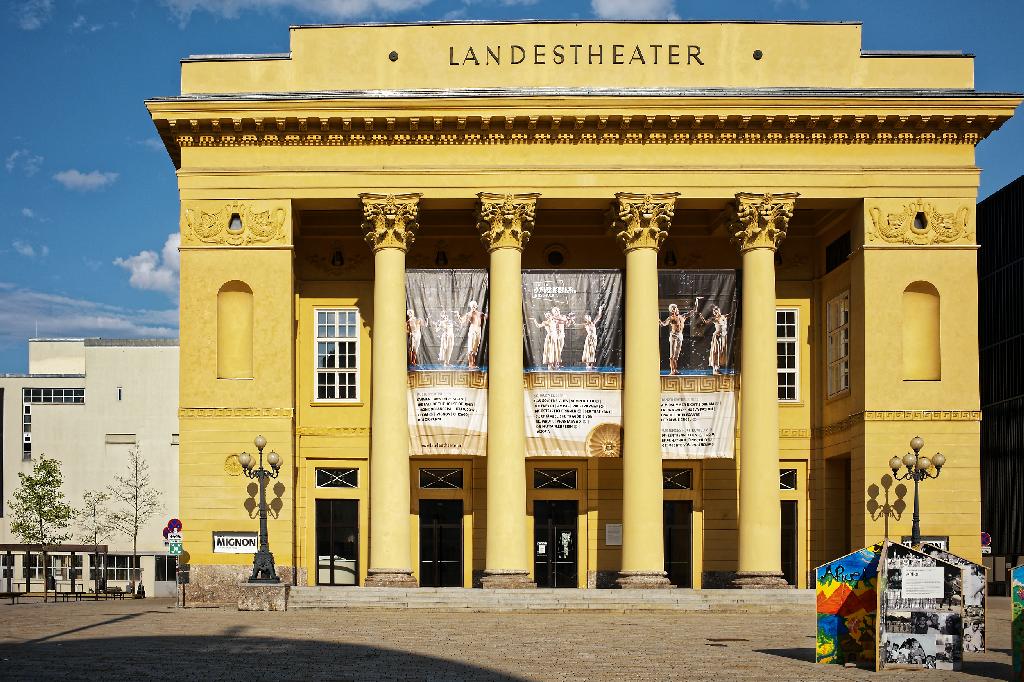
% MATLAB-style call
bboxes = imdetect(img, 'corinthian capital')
[476,192,540,251]
[360,193,421,252]
[730,192,799,253]
[608,192,678,253]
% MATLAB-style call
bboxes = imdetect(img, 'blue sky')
[1,0,1021,372]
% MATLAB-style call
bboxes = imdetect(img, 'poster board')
[815,544,882,666]
[406,269,489,456]
[1013,564,1024,681]
[657,270,739,459]
[917,543,987,652]
[522,270,624,457]
[877,541,964,671]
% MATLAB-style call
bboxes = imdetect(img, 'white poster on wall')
[660,390,736,458]
[901,566,946,599]
[213,532,258,554]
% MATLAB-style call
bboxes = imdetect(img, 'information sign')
[900,566,945,599]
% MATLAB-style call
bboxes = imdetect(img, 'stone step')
[288,587,814,612]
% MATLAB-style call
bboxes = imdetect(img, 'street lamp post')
[888,435,947,548]
[238,435,282,583]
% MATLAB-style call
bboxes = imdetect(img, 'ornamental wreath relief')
[868,200,969,245]
[184,202,286,246]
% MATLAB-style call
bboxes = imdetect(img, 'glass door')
[534,500,578,588]
[781,500,798,586]
[419,499,463,587]
[663,500,693,587]
[316,499,359,586]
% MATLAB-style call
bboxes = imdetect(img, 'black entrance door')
[534,500,578,588]
[419,499,463,587]
[781,500,798,586]
[663,500,693,588]
[315,499,359,586]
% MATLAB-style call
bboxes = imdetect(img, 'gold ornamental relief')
[477,192,540,251]
[360,193,421,252]
[183,202,288,246]
[868,200,970,245]
[608,192,678,253]
[586,423,622,458]
[730,192,798,253]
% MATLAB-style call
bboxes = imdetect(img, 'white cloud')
[162,0,433,23]
[6,149,43,176]
[21,208,35,218]
[590,0,678,19]
[13,0,53,30]
[113,233,181,297]
[139,137,167,151]
[53,169,119,191]
[70,14,104,32]
[0,282,178,349]
[12,241,48,258]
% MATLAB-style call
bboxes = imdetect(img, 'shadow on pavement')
[0,635,529,681]
[755,648,1013,680]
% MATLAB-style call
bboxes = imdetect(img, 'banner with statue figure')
[406,269,488,456]
[658,270,740,458]
[522,270,624,457]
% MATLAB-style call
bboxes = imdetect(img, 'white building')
[1,338,179,596]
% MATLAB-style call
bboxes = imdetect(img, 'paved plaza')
[0,597,1013,680]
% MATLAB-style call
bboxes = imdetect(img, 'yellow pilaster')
[610,192,678,588]
[731,191,798,588]
[477,192,539,589]
[361,192,421,587]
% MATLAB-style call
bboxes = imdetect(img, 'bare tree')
[10,457,74,601]
[107,446,161,594]
[79,490,112,592]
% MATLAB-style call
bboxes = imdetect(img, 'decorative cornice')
[296,426,370,437]
[360,193,421,252]
[182,201,287,246]
[731,192,798,253]
[476,192,540,251]
[862,410,981,421]
[609,192,678,253]
[818,409,982,437]
[179,407,294,418]
[153,108,1010,167]
[868,200,971,245]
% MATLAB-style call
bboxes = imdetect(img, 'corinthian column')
[730,191,798,589]
[361,192,421,587]
[610,192,678,589]
[477,192,540,589]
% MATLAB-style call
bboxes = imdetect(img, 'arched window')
[217,281,253,379]
[902,281,940,381]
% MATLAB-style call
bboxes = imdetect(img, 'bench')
[0,591,25,604]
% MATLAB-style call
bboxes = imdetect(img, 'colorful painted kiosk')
[1013,564,1023,681]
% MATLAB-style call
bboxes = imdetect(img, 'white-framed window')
[777,308,800,402]
[315,308,360,402]
[22,387,85,460]
[827,291,851,397]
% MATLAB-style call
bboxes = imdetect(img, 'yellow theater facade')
[148,21,1018,597]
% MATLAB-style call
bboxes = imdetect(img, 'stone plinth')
[615,570,674,589]
[729,571,792,589]
[480,569,536,589]
[237,582,290,611]
[364,568,418,587]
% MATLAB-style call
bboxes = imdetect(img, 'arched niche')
[217,280,254,379]
[902,281,941,381]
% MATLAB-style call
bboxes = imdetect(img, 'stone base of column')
[480,569,536,589]
[364,568,418,588]
[615,570,674,589]
[729,571,792,589]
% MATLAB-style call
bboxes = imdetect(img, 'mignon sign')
[212,531,258,554]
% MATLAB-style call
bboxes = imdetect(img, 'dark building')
[978,175,1024,595]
